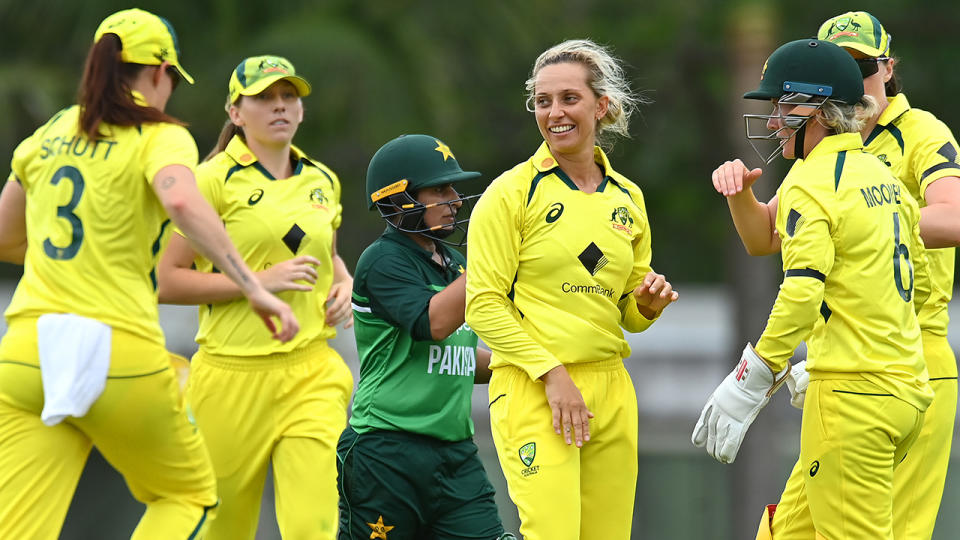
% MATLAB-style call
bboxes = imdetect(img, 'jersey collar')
[875,93,911,127]
[130,90,149,107]
[225,135,315,178]
[805,132,864,160]
[531,142,619,192]
[382,226,452,268]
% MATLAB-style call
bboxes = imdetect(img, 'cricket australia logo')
[310,187,329,210]
[610,206,634,234]
[519,442,539,477]
[827,16,861,39]
[259,58,290,75]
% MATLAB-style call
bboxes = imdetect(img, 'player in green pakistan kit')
[337,134,514,540]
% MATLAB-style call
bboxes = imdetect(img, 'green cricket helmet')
[366,134,481,245]
[743,39,865,163]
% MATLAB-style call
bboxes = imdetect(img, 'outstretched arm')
[0,178,27,264]
[152,164,299,342]
[712,159,781,256]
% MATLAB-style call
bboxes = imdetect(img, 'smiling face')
[532,62,609,157]
[766,99,828,159]
[228,79,303,148]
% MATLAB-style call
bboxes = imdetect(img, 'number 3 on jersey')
[43,165,85,260]
[891,211,913,302]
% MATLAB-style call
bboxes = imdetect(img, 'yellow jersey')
[863,94,960,377]
[6,103,196,344]
[466,142,659,381]
[188,135,341,356]
[756,133,933,410]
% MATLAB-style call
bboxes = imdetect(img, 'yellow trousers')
[489,358,637,540]
[0,318,218,540]
[187,339,352,540]
[768,335,955,540]
[769,379,923,540]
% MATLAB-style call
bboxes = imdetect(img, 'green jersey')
[349,227,477,441]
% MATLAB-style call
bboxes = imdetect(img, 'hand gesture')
[246,287,300,343]
[633,271,679,318]
[257,255,320,293]
[712,159,763,197]
[326,278,354,329]
[542,365,594,447]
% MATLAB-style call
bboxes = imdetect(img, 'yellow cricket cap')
[94,8,194,84]
[227,55,311,108]
[818,11,891,58]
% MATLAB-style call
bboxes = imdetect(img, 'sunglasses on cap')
[856,57,890,78]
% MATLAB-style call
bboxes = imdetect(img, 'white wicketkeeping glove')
[784,360,808,410]
[691,343,789,464]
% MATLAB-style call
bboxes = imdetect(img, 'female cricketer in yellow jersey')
[466,39,679,540]
[693,39,933,540]
[710,12,960,540]
[0,9,298,540]
[157,55,353,540]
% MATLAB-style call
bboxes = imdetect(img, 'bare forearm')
[332,254,352,284]
[153,166,262,297]
[726,190,780,256]
[475,347,492,384]
[0,242,26,264]
[429,273,467,340]
[158,266,246,304]
[172,209,256,293]
[919,203,960,248]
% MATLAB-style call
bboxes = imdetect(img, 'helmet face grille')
[743,95,827,164]
[375,191,481,247]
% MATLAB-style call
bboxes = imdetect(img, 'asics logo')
[545,202,563,223]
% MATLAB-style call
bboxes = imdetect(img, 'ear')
[227,103,244,126]
[596,95,610,121]
[883,58,896,83]
[154,61,172,86]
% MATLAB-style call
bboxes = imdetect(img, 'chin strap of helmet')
[793,122,807,160]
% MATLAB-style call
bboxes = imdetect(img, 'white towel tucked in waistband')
[37,313,112,426]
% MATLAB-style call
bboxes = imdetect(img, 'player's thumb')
[744,168,764,186]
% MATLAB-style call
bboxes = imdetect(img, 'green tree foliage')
[2,0,959,281]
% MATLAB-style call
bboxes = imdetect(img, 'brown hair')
[78,33,185,140]
[204,95,246,161]
[885,57,902,96]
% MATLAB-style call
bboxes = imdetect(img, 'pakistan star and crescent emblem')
[367,515,395,539]
[434,140,454,161]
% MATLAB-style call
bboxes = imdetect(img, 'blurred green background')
[2,0,959,538]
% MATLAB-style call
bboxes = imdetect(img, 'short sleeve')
[140,123,199,187]
[911,118,960,197]
[365,253,438,340]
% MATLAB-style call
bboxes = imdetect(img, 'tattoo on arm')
[226,253,251,283]
[159,176,176,190]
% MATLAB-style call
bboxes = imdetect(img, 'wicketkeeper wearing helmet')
[710,11,960,540]
[692,39,933,540]
[336,134,515,540]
